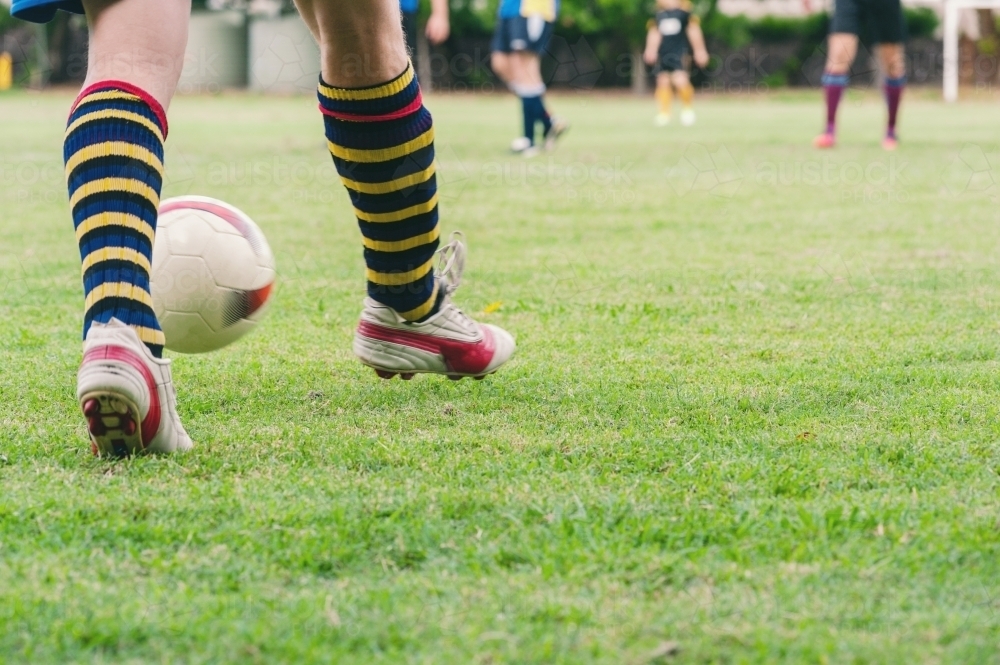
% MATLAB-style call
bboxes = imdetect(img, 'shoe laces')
[436,231,466,298]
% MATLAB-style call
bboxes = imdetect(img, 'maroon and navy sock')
[821,72,848,136]
[884,75,905,139]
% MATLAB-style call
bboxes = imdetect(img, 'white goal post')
[943,0,1000,101]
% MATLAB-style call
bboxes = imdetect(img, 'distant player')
[400,0,451,82]
[11,0,515,457]
[490,0,568,156]
[814,0,906,150]
[643,0,709,127]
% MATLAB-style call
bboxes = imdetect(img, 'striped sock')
[318,62,441,321]
[65,81,167,357]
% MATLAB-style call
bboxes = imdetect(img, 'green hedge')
[703,7,938,49]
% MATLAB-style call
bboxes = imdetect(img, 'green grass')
[3,87,1000,664]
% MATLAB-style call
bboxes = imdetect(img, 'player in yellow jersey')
[643,0,709,127]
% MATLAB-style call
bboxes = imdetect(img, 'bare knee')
[491,52,511,82]
[879,43,905,79]
[509,51,542,87]
[825,33,858,75]
[82,0,191,108]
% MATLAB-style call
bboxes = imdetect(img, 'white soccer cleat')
[353,233,516,381]
[510,136,533,153]
[77,319,193,457]
[680,109,696,126]
[654,113,671,127]
[544,117,569,150]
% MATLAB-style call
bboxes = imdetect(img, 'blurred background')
[0,0,997,95]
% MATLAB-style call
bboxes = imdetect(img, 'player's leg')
[814,33,856,147]
[69,0,193,455]
[294,0,515,379]
[814,0,860,147]
[506,50,547,154]
[500,15,565,154]
[654,71,672,126]
[879,43,905,149]
[401,9,420,85]
[490,18,513,84]
[873,0,907,149]
[672,69,696,126]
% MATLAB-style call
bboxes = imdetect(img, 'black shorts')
[830,0,906,43]
[490,15,555,54]
[654,49,689,74]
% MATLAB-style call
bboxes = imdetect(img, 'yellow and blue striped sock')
[318,62,441,321]
[65,81,167,356]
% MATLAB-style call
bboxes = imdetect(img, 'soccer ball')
[151,196,276,354]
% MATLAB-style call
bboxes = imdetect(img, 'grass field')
[3,87,1000,663]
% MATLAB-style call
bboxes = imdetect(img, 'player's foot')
[654,113,671,127]
[544,117,569,150]
[882,135,898,151]
[77,318,193,457]
[354,233,516,381]
[510,136,532,154]
[680,109,696,126]
[813,132,835,149]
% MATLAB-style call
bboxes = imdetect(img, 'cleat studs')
[375,369,397,380]
[82,399,100,417]
[474,375,486,380]
[400,373,414,381]
[121,417,137,436]
[448,375,462,381]
[90,442,98,456]
[87,417,106,437]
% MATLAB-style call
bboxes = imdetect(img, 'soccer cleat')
[680,109,696,126]
[77,319,193,457]
[544,117,569,150]
[510,136,533,153]
[882,135,898,151]
[813,132,835,149]
[354,233,516,380]
[654,113,671,127]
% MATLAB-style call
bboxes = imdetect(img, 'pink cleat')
[882,135,898,151]
[353,233,516,381]
[813,132,835,149]
[77,319,193,457]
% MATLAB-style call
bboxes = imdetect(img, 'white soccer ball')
[151,195,276,354]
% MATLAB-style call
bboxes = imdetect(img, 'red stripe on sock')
[318,92,424,122]
[71,80,169,137]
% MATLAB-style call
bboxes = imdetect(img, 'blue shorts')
[11,0,84,23]
[490,15,555,54]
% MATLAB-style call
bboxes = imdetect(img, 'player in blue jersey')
[400,0,451,83]
[490,0,568,157]
[11,0,516,457]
